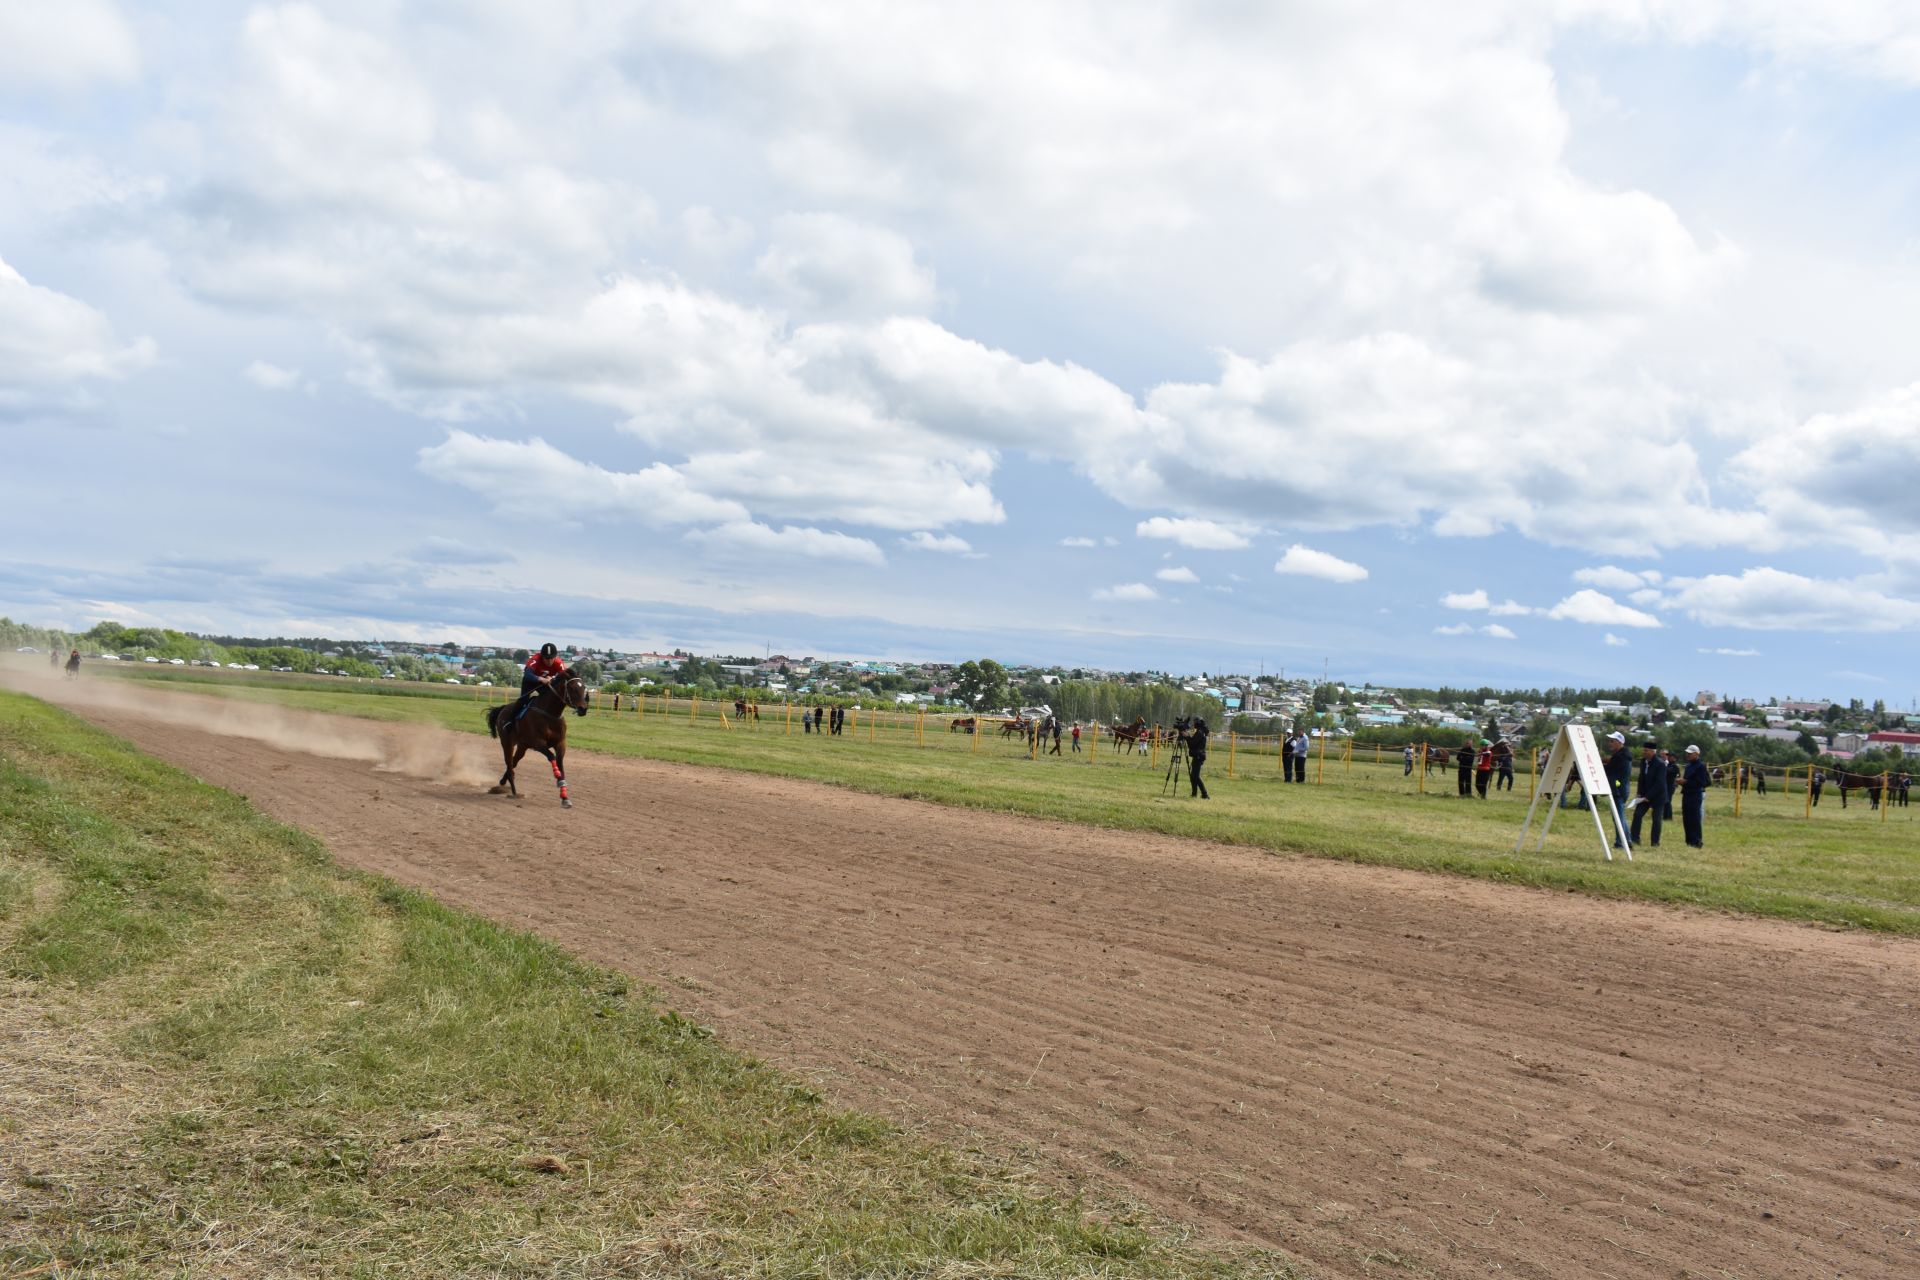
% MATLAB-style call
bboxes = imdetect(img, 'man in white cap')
[1602,730,1632,850]
[1681,744,1711,848]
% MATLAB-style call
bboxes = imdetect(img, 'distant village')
[362,638,1918,762]
[8,616,1917,763]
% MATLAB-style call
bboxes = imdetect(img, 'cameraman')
[1179,716,1211,799]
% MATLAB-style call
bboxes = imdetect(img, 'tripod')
[1159,740,1188,797]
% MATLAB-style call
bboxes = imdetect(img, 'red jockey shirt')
[525,653,567,679]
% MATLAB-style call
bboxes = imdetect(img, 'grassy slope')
[84,668,1920,934]
[0,691,1288,1278]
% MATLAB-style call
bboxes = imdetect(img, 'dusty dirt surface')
[26,679,1920,1279]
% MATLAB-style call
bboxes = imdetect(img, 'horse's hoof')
[561,798,573,809]
[488,785,510,795]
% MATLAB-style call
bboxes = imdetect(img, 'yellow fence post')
[1418,743,1427,795]
[1884,771,1892,824]
[1150,730,1160,772]
[1315,728,1326,784]
[689,696,699,725]
[972,717,979,754]
[870,708,876,743]
[1804,763,1813,819]
[1344,741,1352,777]
[784,701,792,735]
[1228,731,1237,779]
[1088,722,1096,762]
[1733,757,1742,818]
[916,710,925,746]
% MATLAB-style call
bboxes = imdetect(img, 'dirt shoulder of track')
[27,679,1920,1280]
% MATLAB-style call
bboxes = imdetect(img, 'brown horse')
[64,650,81,679]
[733,698,760,722]
[999,716,1032,739]
[485,674,590,805]
[1109,716,1148,754]
[949,716,976,734]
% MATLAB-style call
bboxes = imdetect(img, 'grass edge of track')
[0,689,1299,1278]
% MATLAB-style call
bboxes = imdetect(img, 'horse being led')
[485,674,590,806]
[949,716,977,734]
[1109,716,1147,754]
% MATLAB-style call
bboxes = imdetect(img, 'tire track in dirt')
[40,686,1920,1279]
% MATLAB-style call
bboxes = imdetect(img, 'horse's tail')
[486,705,502,740]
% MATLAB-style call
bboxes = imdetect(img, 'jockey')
[507,643,567,727]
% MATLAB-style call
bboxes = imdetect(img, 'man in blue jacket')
[1630,738,1669,847]
[1681,744,1711,848]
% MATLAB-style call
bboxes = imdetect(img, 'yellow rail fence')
[471,687,1914,825]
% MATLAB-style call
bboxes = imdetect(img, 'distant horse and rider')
[732,698,760,723]
[485,672,590,806]
[949,716,976,734]
[64,649,81,679]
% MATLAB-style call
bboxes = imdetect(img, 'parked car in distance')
[143,656,160,662]
[14,646,36,653]
[102,654,121,661]
[445,677,461,684]
[169,658,186,665]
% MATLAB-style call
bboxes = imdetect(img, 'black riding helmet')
[539,642,558,658]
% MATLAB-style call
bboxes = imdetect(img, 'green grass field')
[0,689,1291,1277]
[61,662,1920,934]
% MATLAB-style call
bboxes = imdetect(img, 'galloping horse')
[64,650,81,679]
[485,674,590,806]
[732,698,760,722]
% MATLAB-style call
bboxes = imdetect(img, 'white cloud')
[1274,544,1368,583]
[1060,536,1098,548]
[755,212,936,318]
[1093,582,1158,602]
[1482,623,1517,640]
[243,360,307,392]
[1442,588,1533,615]
[1135,516,1252,550]
[416,431,749,526]
[1545,589,1662,628]
[1433,623,1475,636]
[1604,633,1629,647]
[1154,566,1199,583]
[900,531,974,555]
[0,256,153,417]
[1663,567,1920,633]
[686,521,885,566]
[1573,564,1659,592]
[1697,647,1761,657]
[0,0,138,90]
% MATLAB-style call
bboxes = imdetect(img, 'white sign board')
[1513,724,1631,861]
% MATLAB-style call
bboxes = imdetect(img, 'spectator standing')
[1661,749,1678,821]
[1456,745,1473,798]
[1282,733,1296,783]
[1294,730,1311,782]
[1681,744,1710,848]
[1630,739,1668,847]
[1474,741,1493,798]
[1811,768,1825,806]
[1602,731,1632,851]
[1071,723,1081,753]
[1495,740,1515,791]
[1403,744,1415,776]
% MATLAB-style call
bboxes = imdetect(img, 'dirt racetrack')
[36,682,1920,1279]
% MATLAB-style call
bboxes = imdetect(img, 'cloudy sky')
[5,2,1920,700]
